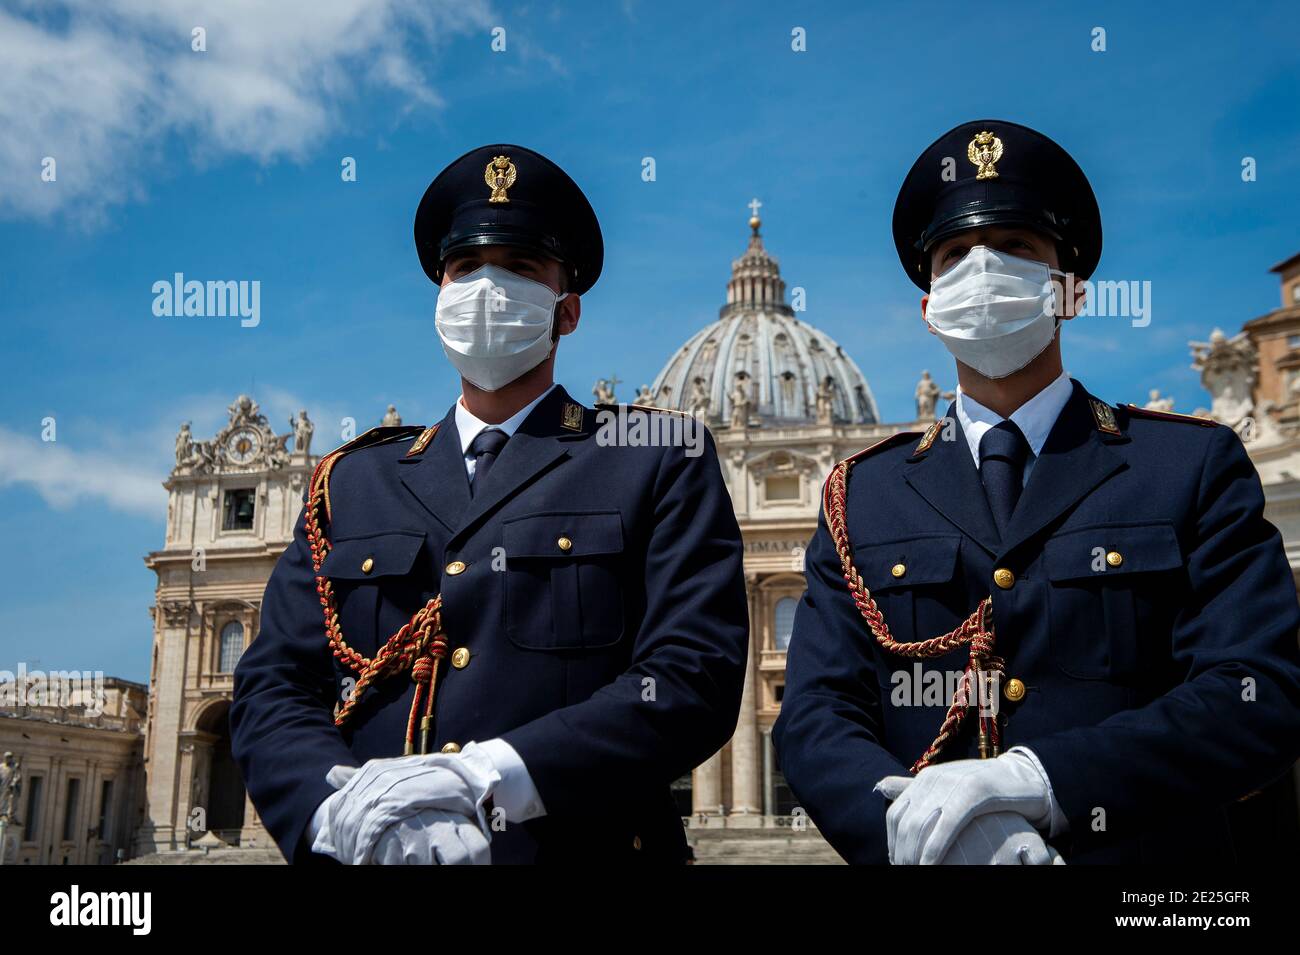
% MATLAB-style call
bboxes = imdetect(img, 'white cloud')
[0,425,164,517]
[0,0,494,224]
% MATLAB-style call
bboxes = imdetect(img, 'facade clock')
[226,428,262,466]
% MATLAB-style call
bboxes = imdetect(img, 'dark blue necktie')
[978,420,1031,536]
[468,428,509,497]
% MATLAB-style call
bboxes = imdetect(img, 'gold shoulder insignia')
[1090,398,1122,435]
[561,401,584,431]
[404,425,439,456]
[914,419,944,454]
[1122,404,1218,427]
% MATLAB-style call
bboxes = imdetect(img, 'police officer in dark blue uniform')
[230,145,749,865]
[773,120,1300,864]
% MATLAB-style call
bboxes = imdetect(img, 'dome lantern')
[724,198,789,317]
[650,208,880,427]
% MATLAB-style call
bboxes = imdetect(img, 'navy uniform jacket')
[230,385,748,864]
[773,379,1300,864]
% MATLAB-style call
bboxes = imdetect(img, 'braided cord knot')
[304,425,448,754]
[824,457,1002,772]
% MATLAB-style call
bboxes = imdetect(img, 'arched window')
[773,597,797,651]
[219,621,245,673]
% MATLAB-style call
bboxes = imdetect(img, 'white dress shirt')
[309,387,558,855]
[953,370,1074,487]
[455,382,557,479]
[953,370,1074,838]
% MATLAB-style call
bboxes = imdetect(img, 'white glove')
[935,811,1064,865]
[312,747,500,865]
[371,808,492,865]
[874,751,1054,866]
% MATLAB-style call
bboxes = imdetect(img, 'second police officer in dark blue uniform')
[774,120,1300,864]
[230,145,749,865]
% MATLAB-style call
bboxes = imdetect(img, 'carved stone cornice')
[156,600,194,627]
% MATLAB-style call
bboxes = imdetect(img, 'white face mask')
[435,263,568,391]
[925,246,1062,379]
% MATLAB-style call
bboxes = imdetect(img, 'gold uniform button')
[360,557,374,574]
[891,563,907,579]
[1003,677,1026,702]
[1106,550,1123,568]
[451,647,471,669]
[993,567,1015,589]
[557,536,573,552]
[445,560,466,576]
[440,742,461,754]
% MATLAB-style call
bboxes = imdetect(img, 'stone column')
[183,731,217,844]
[240,791,265,849]
[45,755,63,864]
[82,758,101,865]
[729,573,762,824]
[176,742,197,848]
[691,749,724,827]
[762,727,775,817]
[137,610,189,854]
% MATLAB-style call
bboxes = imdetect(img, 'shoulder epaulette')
[596,401,693,419]
[323,425,425,460]
[1121,404,1219,427]
[821,430,922,518]
[840,430,923,468]
[313,425,425,522]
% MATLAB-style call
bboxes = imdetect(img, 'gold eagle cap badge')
[967,131,1004,181]
[561,402,584,431]
[484,155,517,203]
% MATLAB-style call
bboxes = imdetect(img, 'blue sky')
[2,0,1298,682]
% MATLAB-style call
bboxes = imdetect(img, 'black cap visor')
[921,177,1068,253]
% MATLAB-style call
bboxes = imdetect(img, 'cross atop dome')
[748,197,762,234]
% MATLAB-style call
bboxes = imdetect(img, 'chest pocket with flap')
[1042,521,1185,681]
[503,510,626,650]
[852,535,968,680]
[317,530,428,656]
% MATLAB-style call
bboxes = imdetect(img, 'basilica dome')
[649,214,879,426]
